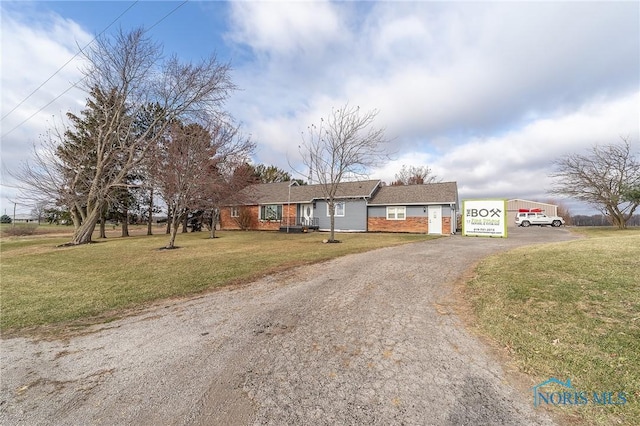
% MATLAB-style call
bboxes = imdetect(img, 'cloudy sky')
[1,0,638,215]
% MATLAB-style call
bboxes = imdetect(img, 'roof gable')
[368,182,459,205]
[239,179,381,204]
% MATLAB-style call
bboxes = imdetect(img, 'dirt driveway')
[1,227,578,425]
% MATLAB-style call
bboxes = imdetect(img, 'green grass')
[1,230,435,335]
[465,227,640,425]
[568,225,640,238]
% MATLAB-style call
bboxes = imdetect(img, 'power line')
[1,0,189,140]
[1,1,140,123]
[147,0,189,32]
[1,77,86,139]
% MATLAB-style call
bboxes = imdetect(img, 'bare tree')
[30,201,50,225]
[133,103,168,236]
[545,199,573,226]
[391,164,439,185]
[195,125,255,239]
[17,28,235,245]
[549,137,640,229]
[152,122,210,249]
[300,104,388,242]
[18,135,75,224]
[151,120,254,249]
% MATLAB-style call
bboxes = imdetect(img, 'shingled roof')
[239,179,381,204]
[368,182,458,205]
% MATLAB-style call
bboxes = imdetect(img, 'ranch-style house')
[219,180,459,235]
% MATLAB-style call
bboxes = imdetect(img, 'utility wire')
[147,0,188,32]
[1,77,87,139]
[1,1,139,123]
[1,0,189,140]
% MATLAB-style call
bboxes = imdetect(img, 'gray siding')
[407,206,428,217]
[368,206,386,218]
[368,205,447,218]
[316,199,367,231]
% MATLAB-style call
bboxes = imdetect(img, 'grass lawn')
[465,227,640,425]
[1,227,436,335]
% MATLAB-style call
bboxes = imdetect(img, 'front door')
[301,203,314,226]
[428,205,442,234]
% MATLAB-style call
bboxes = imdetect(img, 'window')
[386,206,406,220]
[326,201,345,217]
[260,204,282,221]
[230,206,239,218]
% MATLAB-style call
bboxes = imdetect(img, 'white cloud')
[1,6,90,213]
[1,1,638,218]
[224,1,638,217]
[228,1,638,137]
[228,0,346,58]
[434,91,640,203]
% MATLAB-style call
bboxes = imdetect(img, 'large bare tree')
[151,120,254,249]
[191,124,255,240]
[18,28,235,245]
[300,104,388,242]
[549,138,640,229]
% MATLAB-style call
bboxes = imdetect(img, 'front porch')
[279,216,320,233]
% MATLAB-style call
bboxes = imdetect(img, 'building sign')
[462,199,507,238]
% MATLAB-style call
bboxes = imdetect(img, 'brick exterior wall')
[368,216,428,233]
[443,216,452,235]
[220,206,255,230]
[283,204,296,220]
[368,215,452,235]
[220,205,453,234]
[220,205,297,231]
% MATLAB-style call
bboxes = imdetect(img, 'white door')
[301,203,314,226]
[428,205,442,234]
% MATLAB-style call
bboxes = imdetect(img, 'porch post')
[287,181,291,233]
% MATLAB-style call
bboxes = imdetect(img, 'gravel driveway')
[1,227,578,425]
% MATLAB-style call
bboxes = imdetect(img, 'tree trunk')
[167,223,179,248]
[329,201,336,242]
[99,205,107,239]
[182,213,188,233]
[71,207,101,244]
[166,206,171,234]
[606,205,627,229]
[70,205,82,230]
[121,206,129,237]
[209,208,218,239]
[166,212,182,249]
[147,188,153,236]
[121,199,130,237]
[99,219,106,239]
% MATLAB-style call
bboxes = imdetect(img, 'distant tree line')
[570,214,640,227]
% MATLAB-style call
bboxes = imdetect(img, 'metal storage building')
[507,199,559,227]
